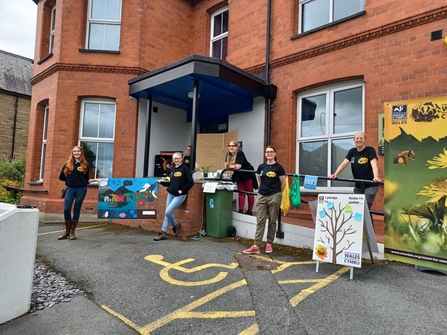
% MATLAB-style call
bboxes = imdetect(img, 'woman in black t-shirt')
[243,145,286,255]
[59,146,98,240]
[224,141,255,215]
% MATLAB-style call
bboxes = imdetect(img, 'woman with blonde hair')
[58,146,98,240]
[224,141,255,215]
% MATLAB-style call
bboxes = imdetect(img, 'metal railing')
[219,168,384,239]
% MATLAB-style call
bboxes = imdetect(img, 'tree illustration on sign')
[317,202,356,263]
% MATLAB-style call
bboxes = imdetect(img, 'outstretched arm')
[330,158,350,179]
[370,158,381,182]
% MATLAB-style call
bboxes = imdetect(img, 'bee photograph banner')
[312,194,366,268]
[384,96,447,271]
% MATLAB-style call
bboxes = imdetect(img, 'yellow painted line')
[101,304,143,334]
[272,260,316,273]
[177,311,255,318]
[139,279,249,334]
[288,266,350,307]
[38,223,108,236]
[278,279,322,284]
[239,323,259,335]
[145,254,239,286]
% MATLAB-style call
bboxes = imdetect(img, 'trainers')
[265,243,273,254]
[238,209,244,214]
[154,231,166,241]
[172,222,181,236]
[245,210,253,216]
[243,245,260,254]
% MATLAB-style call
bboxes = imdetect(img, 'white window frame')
[79,99,116,178]
[86,0,122,51]
[49,6,56,53]
[298,0,365,34]
[39,105,49,181]
[210,6,229,60]
[296,80,365,191]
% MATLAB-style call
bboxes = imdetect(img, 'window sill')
[28,181,44,186]
[291,11,366,40]
[79,49,120,54]
[36,53,53,65]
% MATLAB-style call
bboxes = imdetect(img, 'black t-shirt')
[182,155,190,165]
[345,146,378,188]
[256,162,285,195]
[167,164,194,196]
[234,151,254,182]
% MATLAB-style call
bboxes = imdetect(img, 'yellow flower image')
[426,148,447,169]
[315,244,328,260]
[417,178,447,203]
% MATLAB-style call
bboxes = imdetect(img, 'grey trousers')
[254,192,282,246]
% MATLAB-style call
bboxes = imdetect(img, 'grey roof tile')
[0,50,33,96]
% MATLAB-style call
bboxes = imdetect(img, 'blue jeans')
[161,193,187,232]
[64,186,87,221]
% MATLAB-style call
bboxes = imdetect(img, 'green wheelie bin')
[205,189,233,238]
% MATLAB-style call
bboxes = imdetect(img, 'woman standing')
[155,152,194,241]
[59,146,98,240]
[224,141,255,215]
[243,145,286,254]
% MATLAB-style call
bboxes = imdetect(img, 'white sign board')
[312,194,367,268]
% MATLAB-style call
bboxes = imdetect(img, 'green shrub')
[0,157,26,204]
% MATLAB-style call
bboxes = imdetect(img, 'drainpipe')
[143,94,153,177]
[265,0,284,238]
[265,0,272,146]
[10,95,19,159]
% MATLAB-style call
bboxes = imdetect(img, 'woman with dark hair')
[224,140,255,215]
[58,146,98,240]
[243,145,286,254]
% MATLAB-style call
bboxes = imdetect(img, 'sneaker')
[238,209,244,214]
[243,245,260,254]
[172,222,181,236]
[154,231,166,241]
[245,210,253,216]
[265,243,273,254]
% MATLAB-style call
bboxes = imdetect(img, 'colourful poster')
[312,194,366,268]
[97,178,158,219]
[384,96,447,271]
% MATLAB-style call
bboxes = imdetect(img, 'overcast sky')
[0,0,38,59]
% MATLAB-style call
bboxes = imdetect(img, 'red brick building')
[24,0,447,234]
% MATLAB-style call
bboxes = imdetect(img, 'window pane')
[213,13,222,37]
[43,108,49,140]
[98,104,115,138]
[221,36,227,60]
[333,87,362,134]
[81,141,114,178]
[299,141,328,186]
[222,10,228,34]
[334,0,364,21]
[91,0,106,19]
[106,0,121,20]
[88,23,105,49]
[301,94,326,137]
[83,103,100,137]
[302,0,330,32]
[40,144,46,180]
[331,138,355,187]
[104,24,120,50]
[212,39,222,58]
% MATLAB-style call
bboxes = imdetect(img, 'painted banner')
[384,96,447,271]
[97,178,158,219]
[312,194,366,268]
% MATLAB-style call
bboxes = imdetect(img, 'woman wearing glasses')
[224,140,255,215]
[243,145,286,254]
[155,152,194,241]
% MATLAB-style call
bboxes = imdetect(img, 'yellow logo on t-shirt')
[357,157,369,164]
[174,172,182,177]
[77,166,84,172]
[266,171,276,177]
[184,159,190,164]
